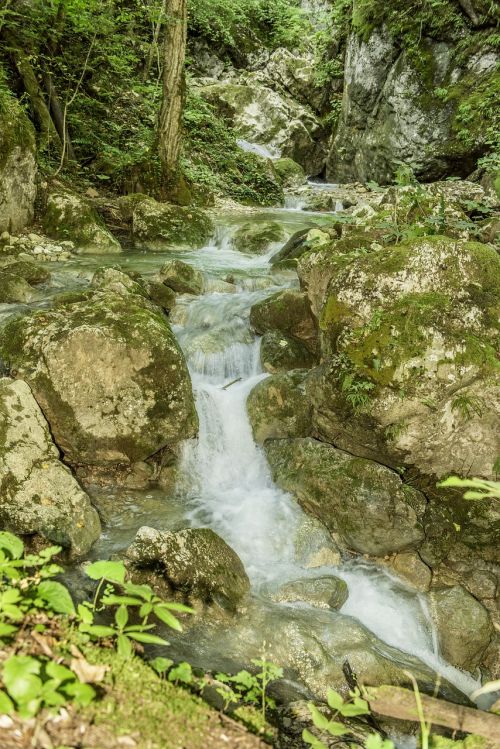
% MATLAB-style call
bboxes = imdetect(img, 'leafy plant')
[302,688,392,749]
[341,373,375,413]
[451,393,484,420]
[216,656,283,721]
[78,559,193,658]
[438,476,500,501]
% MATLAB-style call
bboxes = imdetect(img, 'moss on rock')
[233,221,286,254]
[132,197,214,250]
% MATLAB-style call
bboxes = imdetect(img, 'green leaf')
[0,689,14,714]
[84,625,116,638]
[168,662,192,684]
[340,700,370,717]
[365,735,395,749]
[0,533,24,560]
[64,680,96,706]
[102,595,142,607]
[0,622,18,638]
[302,729,327,749]
[122,582,152,600]
[158,602,194,614]
[85,560,126,584]
[77,604,94,625]
[115,604,129,630]
[326,688,344,711]
[150,657,173,675]
[126,632,170,646]
[45,661,75,684]
[37,581,76,615]
[116,633,133,658]
[153,606,182,631]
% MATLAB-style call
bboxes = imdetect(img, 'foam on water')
[173,220,481,700]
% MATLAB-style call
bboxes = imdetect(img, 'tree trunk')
[3,31,61,152]
[42,69,76,162]
[365,685,500,747]
[157,0,187,199]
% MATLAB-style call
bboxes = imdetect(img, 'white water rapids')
[168,221,480,701]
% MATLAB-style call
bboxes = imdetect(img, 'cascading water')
[169,217,480,700]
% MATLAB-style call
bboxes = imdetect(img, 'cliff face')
[327,1,499,183]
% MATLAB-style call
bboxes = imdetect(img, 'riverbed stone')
[132,197,214,250]
[265,438,426,556]
[0,291,197,466]
[250,290,318,354]
[0,271,39,304]
[157,259,204,295]
[260,331,316,374]
[429,585,494,671]
[0,378,100,557]
[0,259,50,285]
[272,576,348,610]
[233,222,286,254]
[126,526,250,608]
[273,158,306,188]
[247,370,311,444]
[43,188,121,255]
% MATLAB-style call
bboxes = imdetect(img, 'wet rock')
[260,331,316,374]
[385,552,432,592]
[0,271,39,303]
[272,575,348,610]
[91,267,146,298]
[247,370,311,444]
[293,514,342,569]
[233,221,286,255]
[0,378,100,557]
[265,438,426,556]
[0,259,50,285]
[145,280,177,311]
[157,259,204,295]
[250,290,318,354]
[0,291,197,466]
[132,197,214,250]
[0,95,37,234]
[126,526,250,608]
[273,158,306,188]
[43,188,121,255]
[430,585,494,671]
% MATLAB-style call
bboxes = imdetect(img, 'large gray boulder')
[200,79,326,174]
[0,378,100,557]
[0,291,197,467]
[265,438,426,556]
[430,585,494,671]
[0,94,36,234]
[132,197,214,250]
[247,370,311,444]
[126,526,250,608]
[43,188,121,255]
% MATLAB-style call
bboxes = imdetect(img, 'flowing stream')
[3,203,481,709]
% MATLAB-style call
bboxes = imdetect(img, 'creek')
[1,201,481,709]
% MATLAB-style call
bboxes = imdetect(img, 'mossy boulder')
[250,290,318,354]
[430,585,493,671]
[126,526,250,608]
[0,271,39,303]
[260,331,316,374]
[43,188,122,255]
[265,438,426,556]
[273,158,306,188]
[157,259,204,295]
[0,258,50,285]
[0,378,100,557]
[310,235,500,485]
[132,197,214,250]
[272,575,348,610]
[0,291,197,467]
[247,370,311,444]
[232,221,286,254]
[0,92,36,234]
[91,267,147,298]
